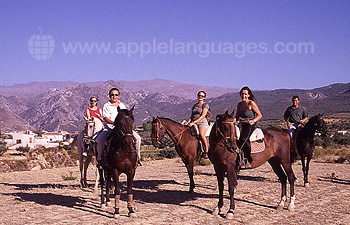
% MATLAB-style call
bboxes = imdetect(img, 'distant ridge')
[0,79,349,132]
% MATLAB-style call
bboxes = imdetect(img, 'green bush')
[158,148,178,159]
[16,146,30,153]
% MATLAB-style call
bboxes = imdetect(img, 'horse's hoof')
[277,204,284,211]
[212,206,220,216]
[128,212,135,217]
[105,202,110,207]
[100,204,106,209]
[304,182,310,188]
[288,204,295,211]
[225,210,234,219]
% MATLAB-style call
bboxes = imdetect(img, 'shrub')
[0,145,7,156]
[158,148,178,159]
[16,146,30,153]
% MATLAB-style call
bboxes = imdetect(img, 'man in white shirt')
[95,88,142,167]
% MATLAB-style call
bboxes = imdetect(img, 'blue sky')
[1,0,349,90]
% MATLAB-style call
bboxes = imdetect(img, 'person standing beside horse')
[235,86,262,164]
[284,95,309,139]
[185,90,210,159]
[95,88,142,168]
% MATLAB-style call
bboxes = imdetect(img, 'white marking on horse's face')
[86,120,95,137]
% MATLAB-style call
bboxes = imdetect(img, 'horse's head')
[308,113,328,138]
[114,106,135,142]
[151,116,165,148]
[215,110,237,151]
[84,116,95,138]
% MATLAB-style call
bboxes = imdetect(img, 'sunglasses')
[198,95,205,97]
[110,94,119,97]
[90,100,97,102]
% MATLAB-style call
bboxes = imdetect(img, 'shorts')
[196,118,209,129]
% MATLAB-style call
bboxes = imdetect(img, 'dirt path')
[0,159,349,225]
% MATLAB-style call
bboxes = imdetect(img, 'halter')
[215,120,237,153]
[152,119,189,147]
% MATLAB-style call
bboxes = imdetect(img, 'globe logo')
[28,28,55,60]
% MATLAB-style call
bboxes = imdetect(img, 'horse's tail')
[290,139,298,163]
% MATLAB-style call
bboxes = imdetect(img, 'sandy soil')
[0,158,349,225]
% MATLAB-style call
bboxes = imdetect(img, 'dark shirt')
[284,105,309,123]
[191,102,209,121]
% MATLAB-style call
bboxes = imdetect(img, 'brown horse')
[295,113,327,187]
[99,106,137,217]
[151,117,200,193]
[209,111,296,219]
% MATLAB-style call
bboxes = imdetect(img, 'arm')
[300,107,309,124]
[86,108,91,119]
[98,108,104,121]
[284,109,291,128]
[249,101,262,125]
[235,102,240,122]
[103,103,114,125]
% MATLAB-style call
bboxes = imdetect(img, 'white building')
[5,130,66,150]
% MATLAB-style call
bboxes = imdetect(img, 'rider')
[284,95,309,148]
[95,88,142,168]
[83,96,104,156]
[185,90,210,159]
[235,86,262,165]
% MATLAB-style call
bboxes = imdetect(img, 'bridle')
[152,119,189,147]
[215,119,238,153]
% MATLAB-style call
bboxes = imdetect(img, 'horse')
[295,113,327,187]
[151,116,203,193]
[209,111,296,219]
[74,116,103,190]
[99,106,137,217]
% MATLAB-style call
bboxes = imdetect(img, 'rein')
[152,120,189,147]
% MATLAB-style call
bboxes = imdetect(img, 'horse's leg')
[304,155,312,187]
[268,157,287,210]
[280,159,296,211]
[105,168,112,206]
[300,155,307,186]
[225,165,237,219]
[93,166,99,195]
[98,168,105,208]
[79,154,84,188]
[185,159,195,193]
[212,166,224,216]
[83,155,92,187]
[112,169,120,217]
[127,169,136,216]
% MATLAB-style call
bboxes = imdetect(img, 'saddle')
[235,126,264,143]
[189,124,213,157]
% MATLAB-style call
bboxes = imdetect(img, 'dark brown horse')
[209,111,296,219]
[99,106,137,217]
[151,117,200,193]
[295,113,327,187]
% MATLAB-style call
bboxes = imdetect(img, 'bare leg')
[199,126,209,155]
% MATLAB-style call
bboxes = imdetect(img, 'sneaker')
[83,151,88,157]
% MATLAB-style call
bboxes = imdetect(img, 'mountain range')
[0,79,349,132]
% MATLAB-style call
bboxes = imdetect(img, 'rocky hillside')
[0,80,349,132]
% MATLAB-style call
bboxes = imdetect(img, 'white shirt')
[103,100,127,129]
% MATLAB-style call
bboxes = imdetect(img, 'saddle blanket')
[235,126,264,142]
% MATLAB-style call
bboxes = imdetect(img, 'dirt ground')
[0,158,349,225]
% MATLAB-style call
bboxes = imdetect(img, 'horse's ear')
[321,113,324,117]
[83,116,88,121]
[224,110,229,117]
[130,105,135,115]
[152,116,155,121]
[229,110,235,118]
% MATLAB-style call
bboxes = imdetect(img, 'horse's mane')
[158,117,182,126]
